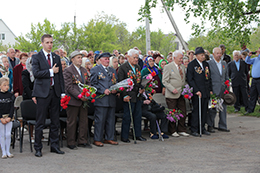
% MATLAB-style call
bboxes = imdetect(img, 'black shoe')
[190,132,199,137]
[90,132,94,137]
[121,138,130,143]
[78,143,92,148]
[67,145,78,150]
[202,130,210,135]
[208,126,215,133]
[35,150,42,157]
[244,111,251,115]
[218,128,230,132]
[50,147,65,154]
[135,136,147,141]
[234,109,240,112]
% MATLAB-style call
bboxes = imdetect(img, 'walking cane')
[156,120,164,141]
[128,101,137,144]
[199,96,202,137]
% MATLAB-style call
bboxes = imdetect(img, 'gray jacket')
[90,65,117,107]
[207,59,228,96]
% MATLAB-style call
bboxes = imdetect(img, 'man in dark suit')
[63,51,92,150]
[228,50,248,112]
[32,34,65,157]
[187,47,213,137]
[118,49,146,142]
[90,52,118,147]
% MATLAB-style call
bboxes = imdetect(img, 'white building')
[0,19,17,46]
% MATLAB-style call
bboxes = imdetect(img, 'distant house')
[165,34,188,51]
[0,19,17,46]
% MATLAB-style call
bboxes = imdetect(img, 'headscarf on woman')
[158,59,168,70]
[143,56,159,75]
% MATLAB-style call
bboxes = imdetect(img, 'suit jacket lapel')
[99,65,109,77]
[211,60,221,76]
[39,50,50,68]
[172,63,181,79]
[71,64,83,83]
[80,67,86,83]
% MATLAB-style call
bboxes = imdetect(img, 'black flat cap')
[97,52,112,60]
[194,47,205,55]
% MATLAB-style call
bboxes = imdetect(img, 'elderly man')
[219,44,231,63]
[7,48,20,70]
[63,51,92,150]
[187,47,213,137]
[90,52,119,147]
[228,51,248,112]
[245,47,260,114]
[162,50,189,137]
[118,49,146,143]
[208,47,230,132]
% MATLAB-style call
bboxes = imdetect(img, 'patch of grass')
[227,105,260,118]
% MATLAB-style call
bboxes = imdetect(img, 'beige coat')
[162,62,186,99]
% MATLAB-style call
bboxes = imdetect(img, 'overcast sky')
[1,0,202,41]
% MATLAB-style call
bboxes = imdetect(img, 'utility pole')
[160,0,189,51]
[145,17,151,54]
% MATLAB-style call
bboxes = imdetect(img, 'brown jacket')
[63,64,90,107]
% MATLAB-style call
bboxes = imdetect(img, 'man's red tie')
[47,54,54,86]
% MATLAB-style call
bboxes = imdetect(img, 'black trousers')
[34,89,60,151]
[191,95,208,133]
[142,110,168,135]
[247,78,260,112]
[232,85,248,110]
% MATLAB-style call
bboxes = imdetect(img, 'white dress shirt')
[213,58,222,75]
[42,49,54,85]
[196,58,204,70]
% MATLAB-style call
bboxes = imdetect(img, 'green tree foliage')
[187,31,241,55]
[15,19,58,52]
[12,13,177,56]
[139,0,260,44]
[249,27,260,51]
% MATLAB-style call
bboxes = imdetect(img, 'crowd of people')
[0,34,259,158]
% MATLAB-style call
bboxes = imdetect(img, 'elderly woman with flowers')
[141,56,163,93]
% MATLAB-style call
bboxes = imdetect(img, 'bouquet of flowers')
[165,108,184,123]
[97,78,134,99]
[181,84,193,99]
[60,95,71,110]
[224,80,230,94]
[77,82,97,108]
[141,73,157,94]
[209,94,223,112]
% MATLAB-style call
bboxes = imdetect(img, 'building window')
[0,33,5,40]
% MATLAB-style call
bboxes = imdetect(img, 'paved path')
[1,113,260,173]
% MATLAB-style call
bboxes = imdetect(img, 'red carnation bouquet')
[77,83,97,108]
[96,78,134,99]
[60,95,71,110]
[224,80,230,94]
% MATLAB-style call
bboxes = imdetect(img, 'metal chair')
[11,96,23,153]
[20,100,51,152]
